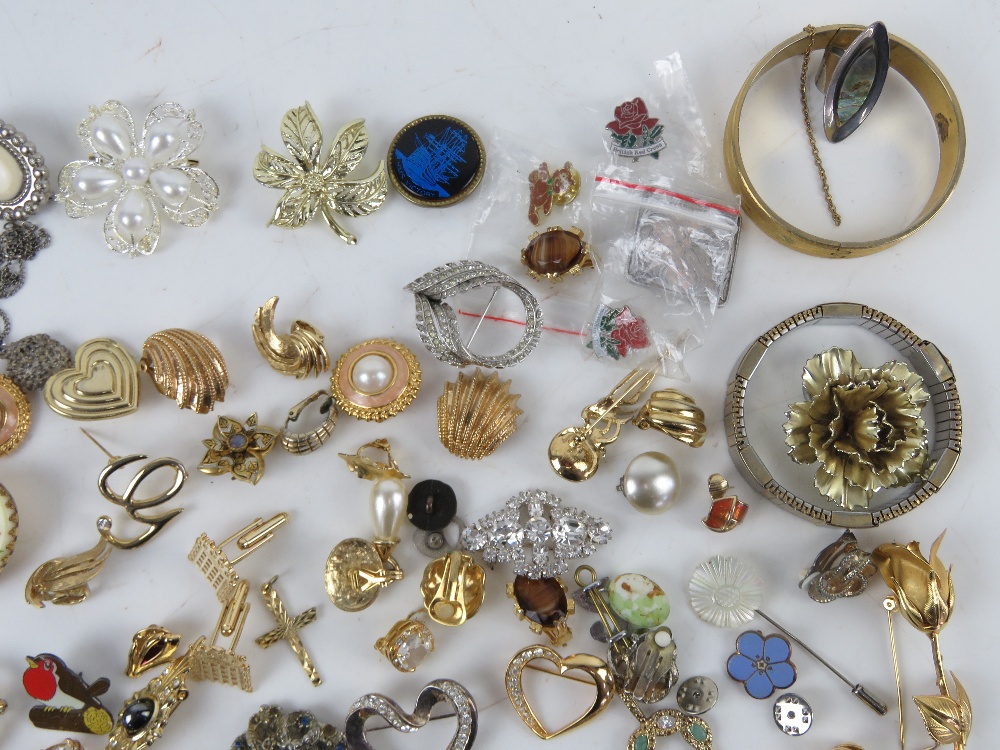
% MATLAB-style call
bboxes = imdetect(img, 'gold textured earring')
[437,369,521,459]
[632,389,706,447]
[280,390,338,455]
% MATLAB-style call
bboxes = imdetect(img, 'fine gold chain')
[800,25,842,226]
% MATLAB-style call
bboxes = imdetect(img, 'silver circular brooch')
[405,260,543,368]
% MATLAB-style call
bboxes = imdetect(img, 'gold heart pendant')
[44,338,139,420]
[507,644,615,739]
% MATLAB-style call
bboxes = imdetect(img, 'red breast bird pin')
[23,653,114,734]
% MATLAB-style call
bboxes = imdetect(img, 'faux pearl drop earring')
[325,440,410,611]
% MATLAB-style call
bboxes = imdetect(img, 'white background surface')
[0,2,995,749]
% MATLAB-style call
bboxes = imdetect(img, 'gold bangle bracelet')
[724,24,966,258]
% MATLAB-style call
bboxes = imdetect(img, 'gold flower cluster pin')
[784,347,929,509]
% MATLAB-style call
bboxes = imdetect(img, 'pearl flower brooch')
[59,100,219,256]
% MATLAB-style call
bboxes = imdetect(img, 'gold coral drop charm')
[251,296,329,378]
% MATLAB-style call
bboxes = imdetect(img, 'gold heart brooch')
[43,338,139,420]
[506,644,615,739]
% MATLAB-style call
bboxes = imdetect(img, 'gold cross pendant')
[254,576,321,686]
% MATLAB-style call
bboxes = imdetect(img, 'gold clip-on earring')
[374,546,485,672]
[326,440,408,612]
[420,549,486,627]
[549,368,656,482]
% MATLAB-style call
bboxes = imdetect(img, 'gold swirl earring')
[251,296,329,379]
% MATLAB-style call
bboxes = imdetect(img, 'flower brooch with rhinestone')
[199,414,279,485]
[461,489,611,578]
[59,100,219,256]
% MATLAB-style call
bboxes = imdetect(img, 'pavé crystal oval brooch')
[461,489,611,578]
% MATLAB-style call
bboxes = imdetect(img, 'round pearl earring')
[618,451,682,514]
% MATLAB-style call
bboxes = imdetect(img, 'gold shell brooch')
[438,369,522,459]
[140,329,229,414]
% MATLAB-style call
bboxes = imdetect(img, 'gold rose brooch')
[874,532,972,750]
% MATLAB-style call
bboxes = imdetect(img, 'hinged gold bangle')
[723,24,965,258]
